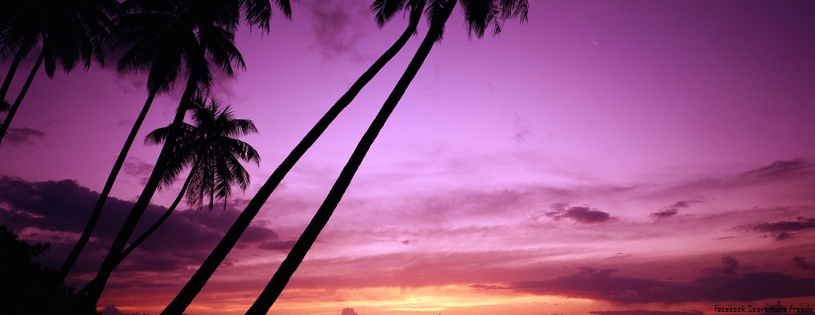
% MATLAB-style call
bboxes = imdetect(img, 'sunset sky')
[2,1,815,315]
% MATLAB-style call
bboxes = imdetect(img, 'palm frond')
[371,0,408,27]
[425,0,452,42]
[149,95,259,211]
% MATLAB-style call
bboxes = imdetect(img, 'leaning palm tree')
[60,0,291,278]
[79,0,285,307]
[0,0,118,143]
[60,0,291,281]
[160,1,432,314]
[77,97,259,294]
[245,0,528,313]
[0,0,24,101]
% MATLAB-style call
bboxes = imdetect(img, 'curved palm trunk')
[0,50,43,144]
[78,167,195,295]
[245,1,455,313]
[0,48,26,102]
[84,78,199,307]
[60,89,159,279]
[160,4,427,314]
[119,162,195,262]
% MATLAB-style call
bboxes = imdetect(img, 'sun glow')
[263,285,586,315]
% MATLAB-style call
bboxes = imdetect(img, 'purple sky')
[2,1,815,314]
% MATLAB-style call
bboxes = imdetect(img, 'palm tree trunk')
[0,48,25,103]
[0,50,43,144]
[78,165,196,295]
[160,4,427,314]
[245,1,455,314]
[118,162,195,262]
[60,89,159,279]
[83,78,198,306]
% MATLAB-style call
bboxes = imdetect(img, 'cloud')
[3,127,45,145]
[100,305,147,315]
[650,200,703,219]
[469,284,509,290]
[793,256,815,271]
[341,307,359,315]
[512,115,530,143]
[546,204,612,224]
[0,176,278,279]
[703,255,739,276]
[749,217,815,241]
[257,239,296,252]
[302,0,372,61]
[122,157,154,186]
[512,257,815,304]
[589,310,703,315]
[649,208,678,219]
[752,217,815,232]
[741,159,814,179]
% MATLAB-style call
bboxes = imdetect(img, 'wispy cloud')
[741,159,814,179]
[3,127,45,145]
[546,203,613,224]
[513,256,815,304]
[650,199,704,219]
[793,256,815,271]
[749,217,815,241]
[122,157,154,186]
[301,0,372,62]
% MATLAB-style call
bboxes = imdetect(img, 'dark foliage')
[0,225,98,315]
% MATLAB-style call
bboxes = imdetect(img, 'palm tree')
[59,0,291,281]
[77,96,260,293]
[0,0,118,143]
[0,0,24,103]
[79,0,289,307]
[160,2,433,314]
[245,0,528,313]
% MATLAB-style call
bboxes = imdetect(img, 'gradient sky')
[2,1,815,315]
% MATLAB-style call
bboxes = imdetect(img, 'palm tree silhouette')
[159,2,433,314]
[80,0,288,306]
[0,0,118,143]
[61,0,291,282]
[245,0,528,313]
[146,97,260,212]
[77,96,259,292]
[60,0,291,279]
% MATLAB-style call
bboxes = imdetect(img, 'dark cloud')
[650,209,677,219]
[546,204,612,224]
[122,157,154,186]
[793,256,815,271]
[589,310,703,315]
[303,0,371,61]
[100,305,147,315]
[749,217,815,241]
[3,127,45,145]
[703,255,738,276]
[512,257,815,304]
[752,217,815,232]
[773,232,792,241]
[0,176,278,278]
[741,159,814,179]
[469,284,509,290]
[341,307,358,315]
[650,199,703,219]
